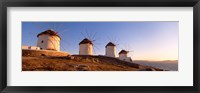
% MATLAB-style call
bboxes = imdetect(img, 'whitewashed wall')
[28,46,40,50]
[79,44,93,55]
[119,53,132,62]
[37,34,60,51]
[22,45,29,49]
[105,46,116,57]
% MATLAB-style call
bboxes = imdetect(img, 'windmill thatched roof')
[106,42,116,47]
[119,50,128,54]
[37,29,61,39]
[79,38,93,45]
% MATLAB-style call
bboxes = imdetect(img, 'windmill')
[37,29,61,51]
[105,36,120,57]
[79,28,100,55]
[30,22,69,51]
[118,44,134,62]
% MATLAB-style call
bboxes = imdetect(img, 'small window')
[41,40,44,43]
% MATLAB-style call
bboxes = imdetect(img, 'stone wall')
[22,49,70,57]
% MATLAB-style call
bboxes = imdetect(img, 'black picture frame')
[0,0,199,93]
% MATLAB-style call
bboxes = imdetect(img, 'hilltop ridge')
[22,54,164,71]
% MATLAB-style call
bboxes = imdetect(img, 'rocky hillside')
[22,55,164,71]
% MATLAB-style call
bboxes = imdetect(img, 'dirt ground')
[22,55,163,71]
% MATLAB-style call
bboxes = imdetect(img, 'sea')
[133,60,178,71]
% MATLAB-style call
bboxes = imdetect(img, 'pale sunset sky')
[22,22,178,61]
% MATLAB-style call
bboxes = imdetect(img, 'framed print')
[0,0,200,93]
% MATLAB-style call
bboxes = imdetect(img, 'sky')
[22,22,178,61]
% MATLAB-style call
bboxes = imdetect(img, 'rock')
[76,64,90,71]
[41,54,46,56]
[70,56,75,60]
[137,69,147,71]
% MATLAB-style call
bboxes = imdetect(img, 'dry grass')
[22,55,163,71]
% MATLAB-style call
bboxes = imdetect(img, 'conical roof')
[106,42,116,47]
[79,38,93,45]
[37,29,61,39]
[119,50,128,54]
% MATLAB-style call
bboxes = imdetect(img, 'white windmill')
[79,29,99,55]
[37,29,61,51]
[118,45,133,62]
[105,42,116,57]
[79,38,93,55]
[29,22,69,51]
[105,36,120,57]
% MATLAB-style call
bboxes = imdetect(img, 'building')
[79,38,93,55]
[22,45,29,50]
[22,45,40,50]
[37,29,61,51]
[28,46,40,50]
[118,50,132,62]
[105,42,116,57]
